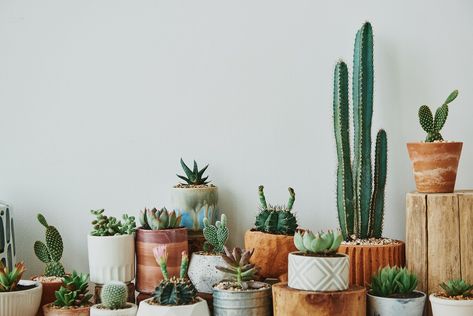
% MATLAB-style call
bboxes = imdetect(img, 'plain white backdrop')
[1,0,472,277]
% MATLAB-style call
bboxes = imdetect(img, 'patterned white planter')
[0,201,15,270]
[188,252,226,294]
[430,293,473,316]
[137,297,210,316]
[288,252,349,291]
[171,187,218,230]
[0,280,42,316]
[88,234,135,284]
[368,291,426,316]
[91,303,138,316]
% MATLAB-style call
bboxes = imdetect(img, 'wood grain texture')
[272,282,366,316]
[459,192,473,283]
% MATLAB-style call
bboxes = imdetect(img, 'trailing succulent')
[34,213,66,277]
[177,158,210,185]
[418,90,459,142]
[0,261,26,292]
[254,185,298,235]
[53,271,92,308]
[333,22,387,240]
[139,207,181,230]
[216,246,258,289]
[370,266,418,298]
[90,209,136,236]
[101,281,128,309]
[152,248,197,305]
[439,279,473,297]
[294,230,343,255]
[203,214,229,253]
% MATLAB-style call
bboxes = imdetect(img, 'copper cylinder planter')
[135,227,188,294]
[407,142,463,193]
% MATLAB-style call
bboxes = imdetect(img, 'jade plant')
[216,247,258,289]
[153,247,197,305]
[0,261,26,292]
[177,158,210,185]
[90,209,136,236]
[203,214,229,253]
[333,21,387,241]
[34,213,66,277]
[439,279,473,297]
[101,281,128,309]
[418,90,459,142]
[139,207,182,230]
[370,266,418,297]
[53,271,92,307]
[254,185,298,235]
[294,230,343,255]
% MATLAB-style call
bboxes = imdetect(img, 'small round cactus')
[101,281,128,310]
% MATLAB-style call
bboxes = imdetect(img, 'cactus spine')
[101,281,128,309]
[333,22,388,240]
[34,214,65,277]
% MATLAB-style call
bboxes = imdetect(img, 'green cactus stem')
[34,213,65,277]
[203,214,229,253]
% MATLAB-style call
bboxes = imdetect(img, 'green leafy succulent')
[53,271,92,308]
[90,209,136,236]
[0,261,26,292]
[294,230,343,254]
[440,279,473,297]
[177,158,210,185]
[139,207,182,230]
[216,247,258,288]
[370,266,418,297]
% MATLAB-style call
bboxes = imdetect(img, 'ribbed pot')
[87,234,135,284]
[0,280,42,316]
[90,303,137,316]
[213,286,272,316]
[244,230,296,281]
[43,304,91,316]
[135,227,188,294]
[0,201,16,271]
[407,142,463,193]
[171,186,218,230]
[367,291,426,316]
[136,297,210,316]
[187,252,226,294]
[288,252,349,291]
[430,294,473,316]
[32,276,63,316]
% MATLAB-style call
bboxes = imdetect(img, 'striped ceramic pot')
[288,252,349,291]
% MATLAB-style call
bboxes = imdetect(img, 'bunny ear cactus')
[101,281,128,309]
[294,230,343,255]
[418,90,458,142]
[203,214,229,253]
[139,207,182,230]
[333,22,388,241]
[34,213,65,277]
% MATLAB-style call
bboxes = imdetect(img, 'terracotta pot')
[135,227,188,294]
[0,280,42,316]
[42,304,91,316]
[244,230,296,281]
[338,240,405,287]
[407,142,463,193]
[32,276,63,316]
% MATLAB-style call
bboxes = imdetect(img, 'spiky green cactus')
[294,230,343,254]
[139,207,182,230]
[254,186,298,235]
[333,22,388,240]
[418,90,458,142]
[101,281,128,309]
[203,214,229,253]
[34,214,65,277]
[177,158,210,185]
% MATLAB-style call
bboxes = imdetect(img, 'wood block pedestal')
[94,282,135,304]
[272,283,366,316]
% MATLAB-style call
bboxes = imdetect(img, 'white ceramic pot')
[288,252,349,291]
[90,303,138,316]
[430,293,473,316]
[88,234,135,284]
[137,297,210,316]
[0,280,42,316]
[187,252,226,294]
[367,291,426,316]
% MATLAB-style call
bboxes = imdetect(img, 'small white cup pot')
[90,303,138,316]
[187,252,226,294]
[137,297,210,316]
[288,252,349,291]
[430,293,473,316]
[0,280,43,316]
[367,291,426,316]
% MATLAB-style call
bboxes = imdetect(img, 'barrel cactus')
[34,213,65,277]
[333,22,388,240]
[101,281,128,309]
[203,214,229,253]
[254,185,298,235]
[139,207,182,230]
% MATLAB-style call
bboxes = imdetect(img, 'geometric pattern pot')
[0,201,15,270]
[288,252,349,291]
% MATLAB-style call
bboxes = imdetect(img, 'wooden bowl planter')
[213,285,272,315]
[367,291,426,316]
[137,297,209,316]
[272,283,365,316]
[135,227,188,294]
[42,304,91,316]
[407,142,463,193]
[90,303,137,316]
[187,252,226,294]
[0,280,42,316]
[430,294,473,316]
[0,202,16,270]
[32,276,64,316]
[244,230,296,281]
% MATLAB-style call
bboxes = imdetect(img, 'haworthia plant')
[333,22,388,240]
[34,214,66,277]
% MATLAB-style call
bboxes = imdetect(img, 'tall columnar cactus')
[203,214,229,253]
[101,281,128,309]
[333,22,388,240]
[34,214,65,277]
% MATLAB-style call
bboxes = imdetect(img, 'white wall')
[1,0,472,277]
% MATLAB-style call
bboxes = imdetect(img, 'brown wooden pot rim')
[246,229,295,238]
[339,239,405,248]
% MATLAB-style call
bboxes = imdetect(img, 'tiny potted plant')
[91,281,137,316]
[0,261,43,316]
[187,214,228,293]
[88,209,136,285]
[407,90,462,193]
[244,185,298,281]
[43,271,93,316]
[367,266,426,316]
[137,247,210,316]
[288,229,348,291]
[32,214,67,315]
[430,279,473,316]
[136,207,187,295]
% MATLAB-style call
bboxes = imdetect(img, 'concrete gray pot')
[367,291,426,316]
[213,285,272,316]
[187,252,226,294]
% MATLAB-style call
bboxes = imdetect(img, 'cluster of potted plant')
[430,279,473,315]
[90,281,138,315]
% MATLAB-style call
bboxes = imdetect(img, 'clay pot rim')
[43,302,93,311]
[339,239,405,248]
[406,141,463,146]
[0,280,42,295]
[88,234,135,239]
[429,293,473,305]
[367,290,426,301]
[289,251,349,259]
[212,283,272,294]
[136,227,187,233]
[31,275,66,284]
[245,229,295,238]
[140,296,205,307]
[171,186,218,191]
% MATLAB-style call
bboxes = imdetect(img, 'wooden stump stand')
[94,282,135,304]
[272,283,366,316]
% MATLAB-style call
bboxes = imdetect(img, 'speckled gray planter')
[368,291,426,316]
[0,201,15,270]
[188,252,225,294]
